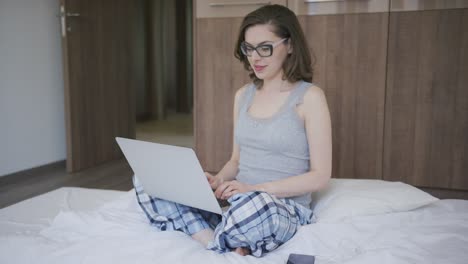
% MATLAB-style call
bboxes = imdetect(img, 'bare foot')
[234,247,250,256]
[191,229,214,247]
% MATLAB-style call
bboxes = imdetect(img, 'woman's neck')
[261,76,294,93]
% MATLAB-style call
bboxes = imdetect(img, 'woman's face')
[244,24,290,82]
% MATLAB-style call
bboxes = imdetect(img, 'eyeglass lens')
[240,38,287,58]
[241,43,272,57]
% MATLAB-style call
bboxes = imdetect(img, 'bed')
[1,179,467,264]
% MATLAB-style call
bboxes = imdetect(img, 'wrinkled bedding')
[1,188,467,264]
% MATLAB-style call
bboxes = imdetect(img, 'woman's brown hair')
[234,4,315,87]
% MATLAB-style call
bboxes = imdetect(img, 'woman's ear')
[287,41,293,54]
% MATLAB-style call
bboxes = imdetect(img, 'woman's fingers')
[221,185,235,200]
[214,182,226,198]
[218,181,242,199]
[215,181,233,199]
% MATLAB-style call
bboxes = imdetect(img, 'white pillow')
[311,178,439,222]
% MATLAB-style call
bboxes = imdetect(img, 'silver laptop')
[115,137,223,215]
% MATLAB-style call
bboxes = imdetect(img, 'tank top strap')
[286,81,312,109]
[238,83,256,114]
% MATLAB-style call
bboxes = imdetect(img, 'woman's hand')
[214,180,255,200]
[205,172,224,190]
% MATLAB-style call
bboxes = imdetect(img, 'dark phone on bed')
[286,253,315,264]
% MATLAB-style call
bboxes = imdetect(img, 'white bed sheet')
[1,188,468,264]
[0,187,125,236]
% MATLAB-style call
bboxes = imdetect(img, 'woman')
[133,4,332,257]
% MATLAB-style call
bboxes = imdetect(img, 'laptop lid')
[115,137,222,215]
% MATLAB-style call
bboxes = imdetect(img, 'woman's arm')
[216,85,332,199]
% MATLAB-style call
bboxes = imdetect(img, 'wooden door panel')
[61,0,138,172]
[299,13,388,180]
[384,9,468,190]
[194,17,250,172]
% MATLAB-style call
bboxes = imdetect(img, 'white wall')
[0,0,66,176]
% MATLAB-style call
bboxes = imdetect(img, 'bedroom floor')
[0,159,133,209]
[0,112,193,209]
[136,111,193,148]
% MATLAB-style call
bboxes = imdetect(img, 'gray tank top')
[234,80,312,207]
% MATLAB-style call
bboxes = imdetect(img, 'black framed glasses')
[240,38,288,57]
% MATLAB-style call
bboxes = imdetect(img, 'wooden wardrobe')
[193,0,468,198]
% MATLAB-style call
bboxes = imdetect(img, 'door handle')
[66,12,80,17]
[59,5,80,37]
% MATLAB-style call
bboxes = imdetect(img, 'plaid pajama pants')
[133,176,313,257]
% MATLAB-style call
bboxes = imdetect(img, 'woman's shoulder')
[302,82,326,105]
[234,83,253,101]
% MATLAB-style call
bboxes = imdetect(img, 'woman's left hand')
[214,180,255,200]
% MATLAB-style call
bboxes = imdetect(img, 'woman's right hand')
[205,172,224,190]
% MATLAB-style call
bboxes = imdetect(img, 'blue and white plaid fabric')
[133,176,313,257]
[207,191,313,257]
[133,176,220,235]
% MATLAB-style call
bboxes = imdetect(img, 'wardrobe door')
[194,0,286,172]
[384,3,468,190]
[293,0,389,179]
[194,17,248,172]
